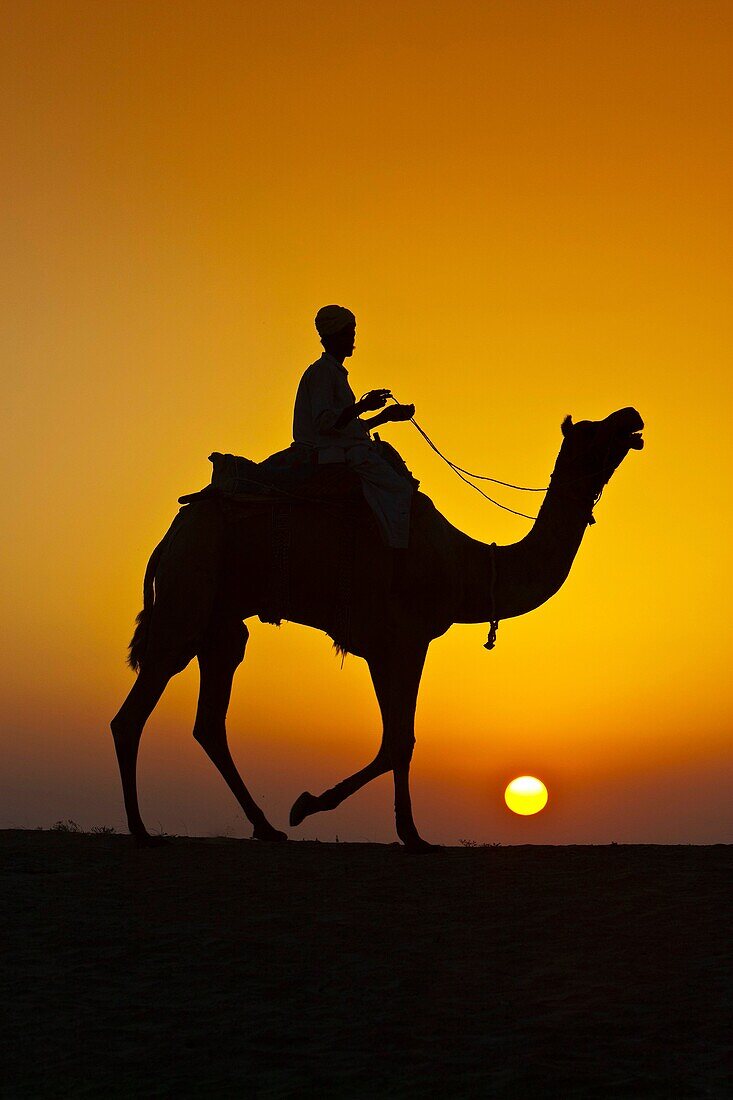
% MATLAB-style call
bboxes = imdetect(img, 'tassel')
[484,543,499,651]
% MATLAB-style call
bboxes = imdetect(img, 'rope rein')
[384,396,614,526]
[408,420,541,520]
[385,395,545,521]
[407,417,547,491]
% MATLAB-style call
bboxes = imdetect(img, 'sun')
[504,776,548,816]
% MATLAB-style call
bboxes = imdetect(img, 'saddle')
[178,440,418,508]
[178,448,363,507]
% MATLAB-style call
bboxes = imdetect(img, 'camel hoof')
[134,833,170,848]
[289,791,319,827]
[252,824,288,842]
[402,840,442,855]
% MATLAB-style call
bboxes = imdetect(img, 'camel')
[111,406,643,852]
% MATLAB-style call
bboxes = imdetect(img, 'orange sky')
[1,0,731,842]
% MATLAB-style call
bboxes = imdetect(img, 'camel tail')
[127,536,167,673]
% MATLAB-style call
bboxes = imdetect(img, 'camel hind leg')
[194,619,287,842]
[111,650,192,844]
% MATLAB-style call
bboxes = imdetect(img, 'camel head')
[556,407,644,506]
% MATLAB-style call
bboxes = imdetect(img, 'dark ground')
[2,831,731,1098]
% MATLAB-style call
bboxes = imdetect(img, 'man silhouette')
[293,305,416,548]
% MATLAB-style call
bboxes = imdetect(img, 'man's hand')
[359,389,392,412]
[360,398,414,431]
[384,403,415,422]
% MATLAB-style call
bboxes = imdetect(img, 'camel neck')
[455,470,595,625]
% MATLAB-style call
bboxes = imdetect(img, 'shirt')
[292,351,371,463]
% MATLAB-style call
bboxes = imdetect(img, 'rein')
[386,396,545,521]
[387,396,613,527]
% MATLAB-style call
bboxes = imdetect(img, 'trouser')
[344,443,413,548]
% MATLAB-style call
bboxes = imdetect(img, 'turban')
[315,304,356,337]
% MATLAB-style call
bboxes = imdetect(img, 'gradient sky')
[2,0,731,843]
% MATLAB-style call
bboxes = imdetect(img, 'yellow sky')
[1,0,731,842]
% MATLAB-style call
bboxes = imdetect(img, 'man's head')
[315,304,356,359]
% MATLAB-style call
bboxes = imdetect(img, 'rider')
[293,305,416,548]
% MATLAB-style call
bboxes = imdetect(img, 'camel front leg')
[393,752,438,853]
[289,637,434,851]
[194,621,287,842]
[289,752,390,827]
[386,641,438,853]
[289,655,393,827]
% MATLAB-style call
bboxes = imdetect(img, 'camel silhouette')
[111,407,643,852]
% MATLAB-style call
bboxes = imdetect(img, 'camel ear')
[561,415,574,437]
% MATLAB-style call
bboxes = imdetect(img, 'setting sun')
[505,777,549,816]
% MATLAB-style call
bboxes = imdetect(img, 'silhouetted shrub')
[50,819,82,832]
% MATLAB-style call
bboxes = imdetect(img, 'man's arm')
[333,388,392,429]
[307,368,374,434]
